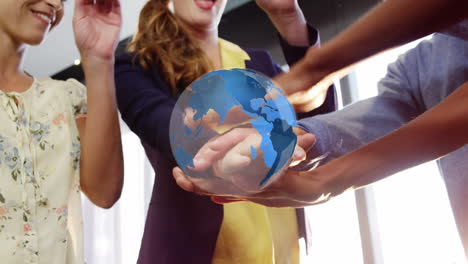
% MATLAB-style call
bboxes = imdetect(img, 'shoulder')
[35,78,86,112]
[114,52,172,95]
[115,51,162,78]
[116,51,136,64]
[115,52,142,72]
[115,52,159,82]
[36,78,85,94]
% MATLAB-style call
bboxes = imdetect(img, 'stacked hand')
[172,127,332,207]
[275,47,337,113]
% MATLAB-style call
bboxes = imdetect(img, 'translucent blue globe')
[169,69,297,196]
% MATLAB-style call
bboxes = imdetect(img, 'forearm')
[80,58,124,208]
[298,88,420,169]
[114,58,176,156]
[311,0,468,73]
[322,82,468,198]
[284,0,467,98]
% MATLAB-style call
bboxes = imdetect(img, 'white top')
[0,78,86,263]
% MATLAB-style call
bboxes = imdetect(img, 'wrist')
[268,7,309,46]
[265,3,302,23]
[318,158,353,199]
[80,56,114,74]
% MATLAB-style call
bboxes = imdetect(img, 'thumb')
[297,133,316,152]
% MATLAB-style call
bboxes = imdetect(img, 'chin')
[29,36,46,45]
[21,35,46,46]
[193,17,220,30]
[12,26,47,46]
[21,30,48,46]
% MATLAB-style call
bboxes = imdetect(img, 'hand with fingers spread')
[73,0,122,62]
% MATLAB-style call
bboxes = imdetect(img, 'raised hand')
[257,0,310,55]
[72,1,124,209]
[255,0,299,16]
[73,0,122,61]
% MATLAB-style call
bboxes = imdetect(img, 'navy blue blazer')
[115,27,336,264]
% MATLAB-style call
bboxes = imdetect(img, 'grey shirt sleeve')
[296,40,433,168]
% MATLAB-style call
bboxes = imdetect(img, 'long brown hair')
[128,0,213,95]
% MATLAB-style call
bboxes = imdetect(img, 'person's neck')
[190,27,222,70]
[0,31,28,82]
[0,30,32,92]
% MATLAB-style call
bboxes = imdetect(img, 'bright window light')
[302,192,364,263]
[353,35,467,264]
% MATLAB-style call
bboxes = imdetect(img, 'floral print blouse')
[0,78,86,264]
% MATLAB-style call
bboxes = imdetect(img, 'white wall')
[24,0,147,77]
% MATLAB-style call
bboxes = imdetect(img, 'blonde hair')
[128,0,213,95]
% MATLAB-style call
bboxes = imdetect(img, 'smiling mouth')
[31,10,55,25]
